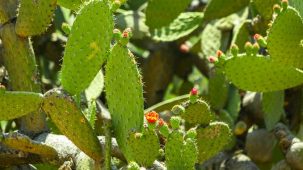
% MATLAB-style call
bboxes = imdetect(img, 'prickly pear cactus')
[15,0,57,37]
[208,71,229,110]
[267,7,303,68]
[196,122,232,163]
[0,91,42,120]
[61,0,113,95]
[181,100,215,125]
[165,129,198,170]
[145,0,191,30]
[223,54,303,92]
[1,132,57,158]
[42,88,103,161]
[0,0,18,24]
[127,128,160,167]
[105,43,144,161]
[204,0,250,20]
[151,12,204,42]
[57,0,89,11]
[0,23,41,91]
[252,0,280,20]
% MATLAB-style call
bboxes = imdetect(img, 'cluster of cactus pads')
[0,0,234,169]
[1,0,303,169]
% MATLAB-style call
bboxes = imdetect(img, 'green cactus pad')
[61,0,113,95]
[145,0,191,30]
[165,130,185,169]
[1,132,57,158]
[57,0,89,11]
[196,122,232,163]
[105,44,144,161]
[204,0,250,21]
[231,21,250,53]
[0,24,41,91]
[224,54,303,92]
[201,22,222,57]
[0,0,18,24]
[151,12,204,42]
[218,110,234,128]
[209,71,229,110]
[226,86,241,120]
[84,70,104,102]
[267,7,303,68]
[166,130,198,170]
[127,129,160,167]
[182,138,198,170]
[262,91,285,130]
[182,100,215,125]
[252,0,279,20]
[15,0,57,37]
[0,91,42,120]
[42,88,103,161]
[290,0,303,17]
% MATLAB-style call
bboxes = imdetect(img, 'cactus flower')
[208,56,217,63]
[189,88,199,103]
[145,111,159,124]
[190,88,198,95]
[180,43,190,53]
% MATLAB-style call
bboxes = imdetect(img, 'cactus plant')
[15,0,57,37]
[60,0,113,95]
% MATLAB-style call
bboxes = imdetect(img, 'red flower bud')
[180,43,190,53]
[216,50,223,58]
[190,88,198,95]
[208,56,217,63]
[254,34,261,40]
[122,31,129,38]
[145,111,159,124]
